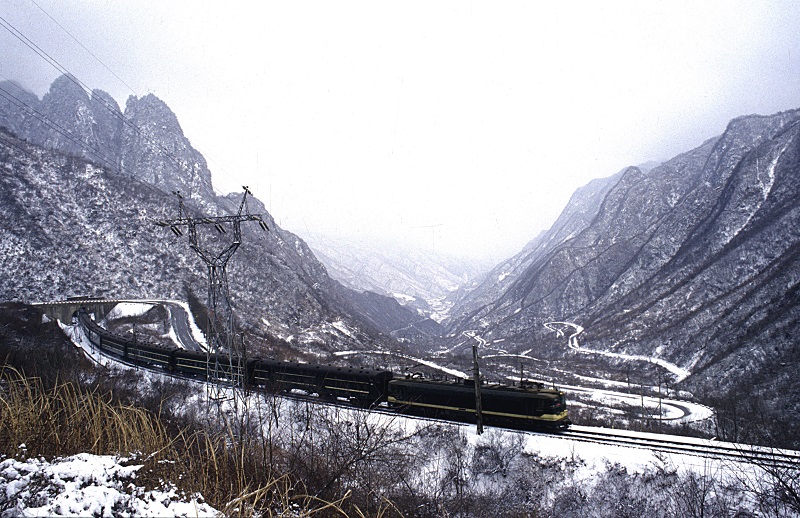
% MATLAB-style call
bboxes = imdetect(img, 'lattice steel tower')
[155,187,269,409]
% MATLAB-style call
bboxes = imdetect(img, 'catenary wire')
[3,6,244,199]
[0,13,230,198]
[28,0,140,97]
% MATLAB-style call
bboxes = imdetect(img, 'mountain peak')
[121,92,215,203]
[445,107,800,409]
[124,93,183,135]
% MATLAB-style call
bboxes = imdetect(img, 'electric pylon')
[155,186,269,415]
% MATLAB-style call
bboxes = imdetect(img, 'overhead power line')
[0,13,230,198]
[28,0,139,97]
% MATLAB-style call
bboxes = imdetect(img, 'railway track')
[555,425,800,469]
[69,316,800,471]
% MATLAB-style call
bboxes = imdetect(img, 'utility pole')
[658,369,663,432]
[464,331,484,435]
[155,187,269,415]
[473,342,483,434]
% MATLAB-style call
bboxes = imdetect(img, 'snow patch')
[392,292,417,304]
[330,320,356,339]
[726,136,793,241]
[0,453,217,517]
[104,302,154,320]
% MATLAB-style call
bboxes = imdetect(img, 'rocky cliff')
[446,109,800,405]
[0,76,440,358]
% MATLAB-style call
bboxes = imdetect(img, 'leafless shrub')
[0,303,91,386]
[264,400,414,516]
[471,429,525,478]
[726,446,800,517]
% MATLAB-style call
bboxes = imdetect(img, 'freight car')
[75,308,570,431]
[250,359,393,407]
[76,308,394,408]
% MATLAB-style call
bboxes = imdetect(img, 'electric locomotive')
[387,376,569,430]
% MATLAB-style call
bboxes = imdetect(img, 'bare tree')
[730,445,800,516]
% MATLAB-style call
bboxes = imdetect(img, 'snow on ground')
[165,323,184,349]
[561,384,714,423]
[60,320,131,371]
[0,453,218,517]
[329,319,356,339]
[425,418,762,489]
[333,349,469,378]
[392,292,416,304]
[158,299,208,349]
[103,302,154,321]
[60,320,107,366]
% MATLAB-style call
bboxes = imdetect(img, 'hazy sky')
[2,1,799,263]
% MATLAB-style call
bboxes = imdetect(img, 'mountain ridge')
[0,76,442,359]
[444,108,800,407]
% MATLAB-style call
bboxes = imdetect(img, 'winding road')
[544,321,691,382]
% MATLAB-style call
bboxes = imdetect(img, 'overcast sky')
[2,1,799,263]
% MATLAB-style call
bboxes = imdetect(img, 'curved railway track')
[68,308,800,470]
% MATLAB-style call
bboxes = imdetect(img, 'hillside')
[444,109,800,432]
[0,76,441,358]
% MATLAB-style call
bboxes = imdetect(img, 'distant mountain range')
[0,75,442,359]
[303,232,490,321]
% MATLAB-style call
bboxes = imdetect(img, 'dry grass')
[0,366,164,457]
[0,367,402,517]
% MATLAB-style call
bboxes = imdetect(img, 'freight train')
[75,308,570,431]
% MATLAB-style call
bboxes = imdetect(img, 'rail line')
[554,426,800,469]
[67,310,800,470]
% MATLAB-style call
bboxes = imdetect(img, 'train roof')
[389,376,564,396]
[252,358,394,378]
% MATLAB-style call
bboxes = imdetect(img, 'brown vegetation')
[1,303,799,517]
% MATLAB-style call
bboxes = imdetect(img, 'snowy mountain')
[1,76,216,205]
[445,109,800,407]
[304,232,489,321]
[0,75,440,357]
[444,169,624,329]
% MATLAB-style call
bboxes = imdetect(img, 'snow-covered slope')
[0,75,439,357]
[0,453,218,517]
[445,109,800,412]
